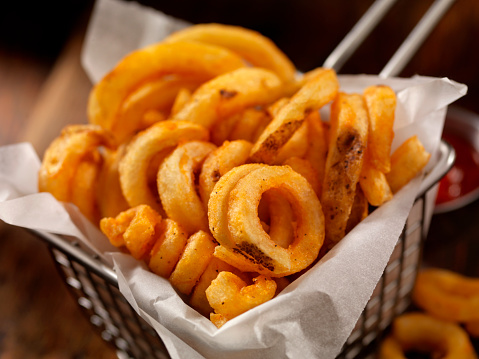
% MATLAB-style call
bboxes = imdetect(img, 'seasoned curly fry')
[378,312,477,359]
[190,257,249,317]
[119,120,209,213]
[171,67,284,128]
[250,68,338,164]
[96,146,129,219]
[363,85,396,174]
[157,141,216,234]
[304,110,328,189]
[359,150,393,207]
[88,41,245,135]
[38,124,115,225]
[210,164,324,276]
[199,140,253,208]
[283,156,321,197]
[321,93,368,247]
[262,189,295,249]
[206,272,277,328]
[113,77,202,143]
[386,135,431,193]
[71,155,102,224]
[413,268,479,322]
[149,218,188,278]
[169,230,217,295]
[164,23,297,82]
[100,204,162,260]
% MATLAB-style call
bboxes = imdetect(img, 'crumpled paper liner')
[0,0,468,357]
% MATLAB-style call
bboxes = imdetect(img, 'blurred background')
[1,0,478,357]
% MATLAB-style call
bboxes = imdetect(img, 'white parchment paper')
[0,0,468,358]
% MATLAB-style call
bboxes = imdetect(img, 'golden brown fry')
[149,218,188,278]
[283,157,321,197]
[190,257,248,317]
[228,107,271,143]
[208,163,266,249]
[345,186,369,234]
[206,272,277,328]
[119,120,209,213]
[157,141,216,235]
[359,150,393,207]
[140,110,167,129]
[164,23,297,82]
[250,68,338,164]
[363,85,396,173]
[100,204,162,260]
[210,110,243,146]
[38,124,114,201]
[169,230,217,295]
[413,268,479,322]
[226,165,323,275]
[71,154,102,224]
[88,41,245,132]
[170,87,193,116]
[96,146,129,219]
[274,120,309,164]
[266,97,289,117]
[198,140,253,208]
[386,135,431,193]
[304,110,328,188]
[321,93,368,247]
[263,189,295,249]
[171,67,284,128]
[38,124,115,225]
[378,312,477,359]
[211,165,324,276]
[113,77,202,143]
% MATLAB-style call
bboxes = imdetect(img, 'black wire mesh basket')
[32,140,455,359]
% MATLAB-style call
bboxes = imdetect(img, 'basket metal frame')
[31,140,455,359]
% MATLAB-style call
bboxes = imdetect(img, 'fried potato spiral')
[88,41,246,141]
[163,23,297,82]
[321,93,368,247]
[379,312,477,359]
[209,164,324,277]
[38,124,115,223]
[171,67,285,129]
[198,139,253,208]
[413,268,479,322]
[206,272,277,328]
[118,120,209,214]
[157,141,217,235]
[250,68,338,164]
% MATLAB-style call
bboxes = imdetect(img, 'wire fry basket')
[31,140,454,359]
[26,1,457,356]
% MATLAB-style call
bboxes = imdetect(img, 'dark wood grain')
[0,50,50,146]
[0,223,117,358]
[0,7,117,358]
[19,29,93,157]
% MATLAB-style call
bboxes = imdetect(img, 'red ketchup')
[436,132,479,205]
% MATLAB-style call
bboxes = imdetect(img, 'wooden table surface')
[1,1,479,358]
[0,3,118,358]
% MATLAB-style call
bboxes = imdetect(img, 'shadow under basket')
[31,140,455,359]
